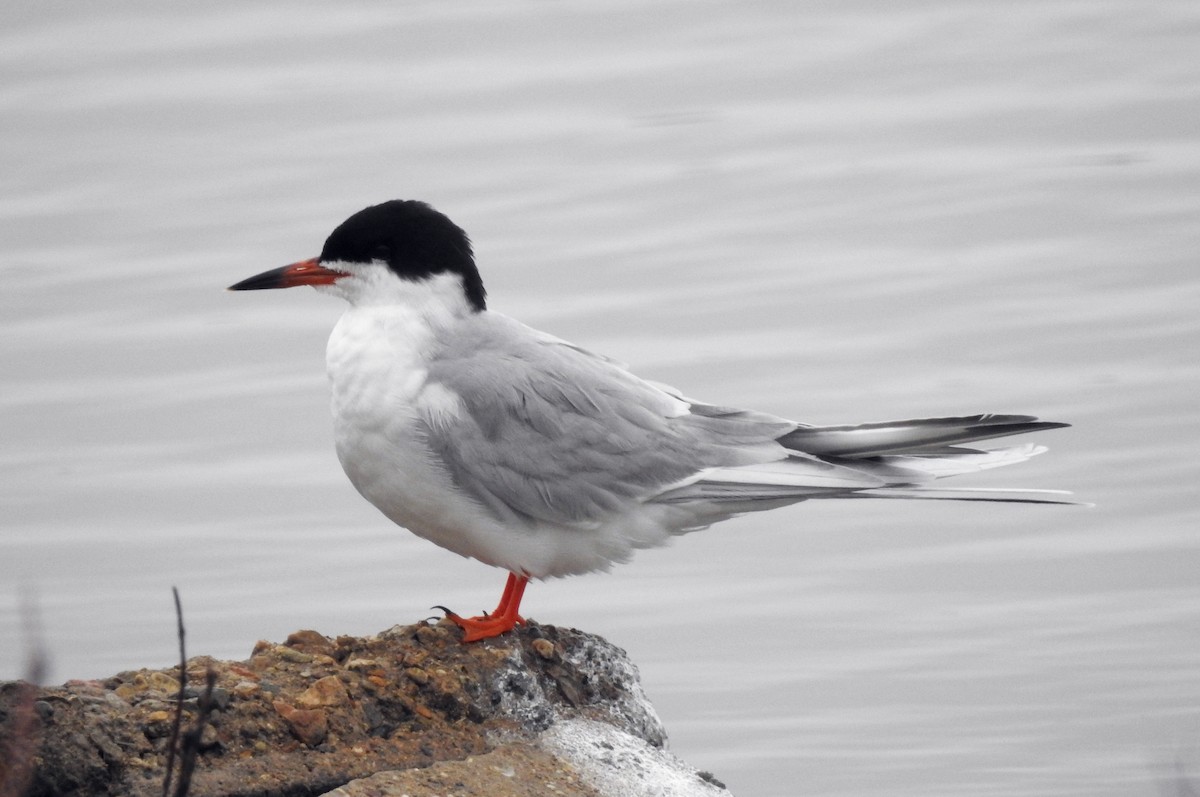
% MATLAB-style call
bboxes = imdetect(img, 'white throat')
[322,267,478,429]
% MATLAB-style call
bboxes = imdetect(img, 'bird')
[229,199,1069,642]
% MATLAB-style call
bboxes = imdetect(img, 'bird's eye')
[368,244,391,262]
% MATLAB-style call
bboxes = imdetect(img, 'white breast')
[325,301,498,557]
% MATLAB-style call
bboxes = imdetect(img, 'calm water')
[3,3,1200,795]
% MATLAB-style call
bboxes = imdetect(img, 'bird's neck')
[328,272,478,376]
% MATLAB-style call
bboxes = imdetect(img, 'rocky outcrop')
[0,621,729,797]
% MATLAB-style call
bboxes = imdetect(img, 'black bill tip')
[228,266,290,291]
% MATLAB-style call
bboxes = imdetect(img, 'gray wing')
[422,316,794,528]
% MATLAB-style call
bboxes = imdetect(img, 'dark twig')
[171,667,216,797]
[161,587,188,797]
[160,588,219,797]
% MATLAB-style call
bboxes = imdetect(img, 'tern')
[230,200,1068,641]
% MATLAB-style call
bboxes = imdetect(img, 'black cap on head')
[320,200,486,312]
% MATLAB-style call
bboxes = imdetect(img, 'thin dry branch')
[160,588,217,797]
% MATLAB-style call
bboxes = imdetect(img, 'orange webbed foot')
[442,610,525,642]
[437,572,529,643]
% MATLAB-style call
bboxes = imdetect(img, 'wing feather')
[422,316,789,527]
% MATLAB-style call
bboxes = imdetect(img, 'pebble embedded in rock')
[232,680,259,698]
[415,624,449,644]
[228,663,259,680]
[123,671,181,696]
[532,638,557,661]
[295,675,349,709]
[275,646,315,664]
[208,686,232,711]
[286,629,336,657]
[102,691,131,712]
[272,700,328,747]
[142,710,174,740]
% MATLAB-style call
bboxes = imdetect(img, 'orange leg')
[442,572,529,642]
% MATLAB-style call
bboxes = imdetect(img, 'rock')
[531,638,557,661]
[273,700,329,747]
[0,622,730,797]
[286,629,337,658]
[542,719,729,797]
[274,645,315,664]
[295,676,349,709]
[321,743,603,797]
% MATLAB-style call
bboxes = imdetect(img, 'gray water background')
[3,2,1199,795]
